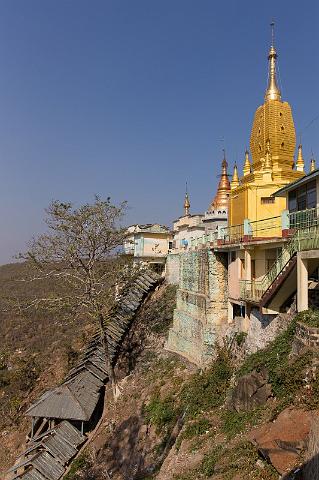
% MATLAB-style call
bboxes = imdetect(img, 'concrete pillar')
[228,301,233,323]
[297,254,308,312]
[245,249,252,281]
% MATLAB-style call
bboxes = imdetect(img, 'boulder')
[248,407,312,475]
[228,369,272,412]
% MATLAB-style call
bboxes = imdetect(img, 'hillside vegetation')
[0,262,93,471]
[2,265,319,479]
[64,302,319,480]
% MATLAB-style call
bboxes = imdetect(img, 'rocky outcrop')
[227,369,272,412]
[249,407,312,475]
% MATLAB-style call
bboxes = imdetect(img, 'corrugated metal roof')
[32,451,64,480]
[19,468,47,480]
[55,420,85,447]
[26,371,103,421]
[43,431,76,465]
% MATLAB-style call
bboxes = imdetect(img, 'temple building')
[229,29,304,229]
[171,154,231,253]
[166,26,318,364]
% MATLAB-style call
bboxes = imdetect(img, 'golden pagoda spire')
[208,150,231,211]
[243,149,251,176]
[265,22,281,102]
[231,162,240,190]
[183,183,190,216]
[310,154,316,172]
[296,144,305,173]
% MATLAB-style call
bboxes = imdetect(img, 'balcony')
[240,223,319,304]
[187,206,319,252]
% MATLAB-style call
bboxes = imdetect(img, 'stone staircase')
[260,255,297,308]
[5,268,162,480]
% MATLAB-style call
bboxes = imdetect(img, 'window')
[288,180,317,212]
[279,112,283,117]
[281,125,285,132]
[281,142,285,148]
[288,190,297,212]
[261,197,275,204]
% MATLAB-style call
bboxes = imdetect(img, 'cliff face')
[2,266,319,480]
[65,302,319,480]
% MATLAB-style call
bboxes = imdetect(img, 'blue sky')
[0,0,318,263]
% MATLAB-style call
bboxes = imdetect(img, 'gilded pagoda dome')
[208,153,231,211]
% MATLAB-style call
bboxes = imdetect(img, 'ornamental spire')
[243,149,251,176]
[265,22,281,102]
[310,154,316,172]
[231,162,240,189]
[296,144,305,173]
[208,150,231,211]
[183,183,190,216]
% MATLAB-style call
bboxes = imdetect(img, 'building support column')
[227,301,233,323]
[245,249,252,281]
[297,254,308,312]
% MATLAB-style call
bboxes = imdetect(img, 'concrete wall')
[166,253,180,285]
[228,253,241,300]
[136,233,170,258]
[245,307,292,354]
[165,249,228,366]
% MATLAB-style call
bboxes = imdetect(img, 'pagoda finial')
[231,162,240,189]
[310,152,316,172]
[183,182,190,216]
[296,144,305,173]
[265,22,281,102]
[207,151,231,212]
[243,149,251,176]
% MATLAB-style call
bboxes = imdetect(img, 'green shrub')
[239,317,297,378]
[235,331,247,346]
[144,395,179,433]
[238,316,318,402]
[176,417,211,450]
[200,445,222,476]
[221,408,263,438]
[182,418,211,439]
[297,308,319,328]
[180,348,233,418]
[64,454,90,480]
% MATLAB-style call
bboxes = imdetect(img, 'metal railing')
[220,223,245,243]
[249,215,282,238]
[240,224,319,303]
[289,206,319,230]
[186,207,319,252]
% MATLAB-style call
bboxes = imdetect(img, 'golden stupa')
[229,25,304,228]
[208,152,231,211]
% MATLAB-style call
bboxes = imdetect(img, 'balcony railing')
[184,207,319,252]
[240,224,319,303]
[249,215,282,238]
[220,223,244,243]
[288,206,319,230]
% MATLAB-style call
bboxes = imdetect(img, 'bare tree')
[18,196,131,397]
